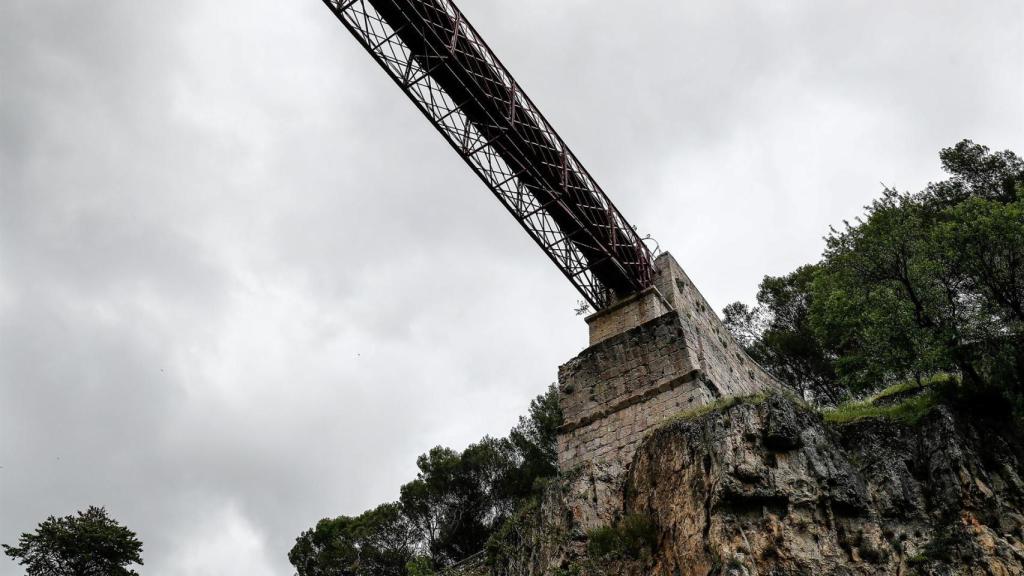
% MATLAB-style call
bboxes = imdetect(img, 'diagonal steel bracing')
[322,0,654,309]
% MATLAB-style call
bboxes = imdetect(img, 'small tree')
[3,506,144,576]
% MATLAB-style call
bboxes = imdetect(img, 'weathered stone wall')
[558,312,709,473]
[584,288,671,345]
[651,253,777,393]
[555,252,779,526]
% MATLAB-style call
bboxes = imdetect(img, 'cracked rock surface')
[623,396,1024,575]
[491,395,1024,575]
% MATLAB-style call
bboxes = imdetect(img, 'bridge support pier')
[556,252,777,528]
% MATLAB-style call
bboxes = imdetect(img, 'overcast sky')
[1,1,1022,574]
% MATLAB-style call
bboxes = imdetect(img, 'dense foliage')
[288,503,418,576]
[289,385,562,575]
[725,140,1024,413]
[3,506,144,576]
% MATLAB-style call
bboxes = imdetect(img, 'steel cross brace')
[321,0,655,309]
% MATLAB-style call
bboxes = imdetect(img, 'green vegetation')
[404,557,435,576]
[3,507,144,576]
[289,502,418,576]
[653,376,953,428]
[871,373,955,403]
[823,389,940,425]
[725,140,1024,421]
[483,497,539,571]
[906,525,956,567]
[658,394,767,429]
[586,514,658,561]
[289,385,563,575]
[823,374,956,425]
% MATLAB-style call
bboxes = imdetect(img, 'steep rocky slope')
[485,395,1024,575]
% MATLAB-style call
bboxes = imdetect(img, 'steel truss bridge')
[321,0,655,309]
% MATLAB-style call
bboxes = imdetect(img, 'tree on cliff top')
[726,140,1024,411]
[813,140,1023,398]
[3,506,144,576]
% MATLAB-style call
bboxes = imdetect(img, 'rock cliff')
[485,395,1024,575]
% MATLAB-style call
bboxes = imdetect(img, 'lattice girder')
[323,0,654,308]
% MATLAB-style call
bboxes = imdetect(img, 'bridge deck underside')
[324,0,654,308]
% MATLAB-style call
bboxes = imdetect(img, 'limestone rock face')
[625,396,1024,575]
[491,396,1024,575]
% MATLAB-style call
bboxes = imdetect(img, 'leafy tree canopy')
[290,385,562,575]
[289,502,417,576]
[725,140,1024,413]
[3,506,143,576]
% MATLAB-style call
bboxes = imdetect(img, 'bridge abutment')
[556,252,777,528]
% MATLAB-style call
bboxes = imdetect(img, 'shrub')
[586,514,658,560]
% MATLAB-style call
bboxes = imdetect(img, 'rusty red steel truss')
[321,0,655,309]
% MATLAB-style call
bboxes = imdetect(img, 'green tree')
[923,143,1024,400]
[398,386,562,568]
[356,504,419,575]
[288,502,417,576]
[3,506,143,576]
[506,384,562,499]
[290,386,564,573]
[812,189,953,392]
[924,139,1023,206]
[722,301,765,351]
[725,140,1024,411]
[289,516,359,576]
[399,438,517,567]
[811,140,1024,401]
[724,266,841,402]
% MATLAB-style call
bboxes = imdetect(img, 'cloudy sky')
[1,0,1022,574]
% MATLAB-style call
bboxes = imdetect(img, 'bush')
[586,514,658,560]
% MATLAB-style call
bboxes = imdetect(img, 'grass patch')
[823,390,941,425]
[823,374,959,425]
[658,394,768,429]
[870,373,956,404]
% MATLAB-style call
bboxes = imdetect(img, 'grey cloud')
[2,1,1022,575]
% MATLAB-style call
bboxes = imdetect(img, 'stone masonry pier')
[555,252,778,526]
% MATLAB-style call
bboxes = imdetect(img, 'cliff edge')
[486,395,1024,575]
